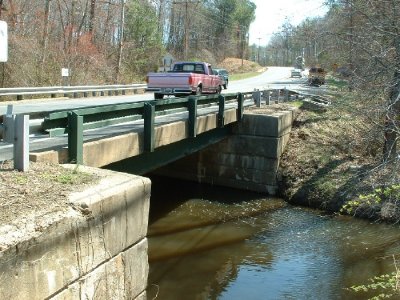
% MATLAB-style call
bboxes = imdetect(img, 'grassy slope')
[278,77,400,223]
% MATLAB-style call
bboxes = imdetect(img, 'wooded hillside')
[262,0,399,162]
[0,0,256,87]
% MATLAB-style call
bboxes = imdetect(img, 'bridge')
[0,88,303,193]
[0,83,307,300]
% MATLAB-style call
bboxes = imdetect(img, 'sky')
[248,0,329,46]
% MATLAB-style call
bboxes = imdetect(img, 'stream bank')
[277,101,400,223]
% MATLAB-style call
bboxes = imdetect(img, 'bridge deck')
[0,100,251,165]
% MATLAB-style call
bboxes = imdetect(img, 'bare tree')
[115,0,125,82]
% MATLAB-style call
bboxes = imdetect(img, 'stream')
[145,176,400,300]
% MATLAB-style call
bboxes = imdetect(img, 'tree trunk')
[39,0,52,81]
[384,69,400,160]
[383,3,400,161]
[115,0,125,82]
[0,0,3,19]
[157,0,165,42]
[89,0,96,42]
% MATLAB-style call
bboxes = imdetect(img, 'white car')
[291,69,302,78]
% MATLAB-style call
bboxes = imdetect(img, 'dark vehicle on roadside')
[213,68,229,89]
[308,66,326,86]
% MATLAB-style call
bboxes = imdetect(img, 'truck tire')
[217,85,222,94]
[194,86,202,96]
[154,93,164,100]
[223,80,228,89]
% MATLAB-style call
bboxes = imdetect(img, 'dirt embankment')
[218,57,265,74]
[277,103,400,223]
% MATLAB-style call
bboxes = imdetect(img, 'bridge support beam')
[144,102,155,152]
[218,95,225,128]
[68,112,83,164]
[188,96,197,138]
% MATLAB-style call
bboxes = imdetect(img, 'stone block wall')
[155,107,298,194]
[0,166,151,300]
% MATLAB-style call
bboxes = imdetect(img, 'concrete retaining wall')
[0,166,151,300]
[155,107,298,194]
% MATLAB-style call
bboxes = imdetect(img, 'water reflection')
[146,176,400,300]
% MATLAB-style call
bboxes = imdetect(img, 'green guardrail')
[42,92,247,164]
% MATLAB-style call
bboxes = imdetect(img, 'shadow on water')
[147,174,286,236]
[145,175,400,300]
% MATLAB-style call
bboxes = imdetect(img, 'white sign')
[0,21,8,62]
[61,68,70,77]
[163,54,174,67]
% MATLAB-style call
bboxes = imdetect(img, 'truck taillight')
[188,76,193,85]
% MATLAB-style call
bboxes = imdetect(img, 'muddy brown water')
[145,176,400,300]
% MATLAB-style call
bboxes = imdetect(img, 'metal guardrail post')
[263,90,271,105]
[188,96,197,138]
[14,114,29,172]
[144,102,155,152]
[237,93,244,121]
[3,117,15,143]
[3,105,15,143]
[253,89,261,107]
[68,112,83,164]
[218,94,225,128]
[284,88,289,101]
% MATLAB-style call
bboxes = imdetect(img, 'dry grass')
[218,57,264,74]
[278,92,400,221]
[0,161,97,227]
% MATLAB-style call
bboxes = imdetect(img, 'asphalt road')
[0,67,326,117]
[0,66,329,161]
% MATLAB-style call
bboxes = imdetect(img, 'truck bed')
[146,61,222,99]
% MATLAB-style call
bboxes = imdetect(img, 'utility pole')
[116,0,126,82]
[184,1,188,60]
[0,0,5,87]
[238,26,249,67]
[173,1,199,60]
[173,0,189,60]
[257,37,262,64]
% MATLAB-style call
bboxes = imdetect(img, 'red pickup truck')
[146,61,223,99]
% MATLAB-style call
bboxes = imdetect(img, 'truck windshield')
[172,63,205,74]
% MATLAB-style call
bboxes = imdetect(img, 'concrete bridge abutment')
[0,167,151,300]
[155,107,298,195]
